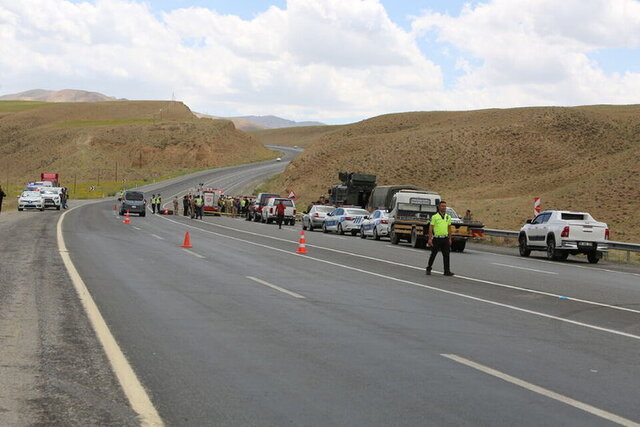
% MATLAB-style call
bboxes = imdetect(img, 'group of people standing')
[181,194,204,219]
[150,194,162,214]
[218,196,251,216]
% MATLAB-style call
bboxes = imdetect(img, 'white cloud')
[412,0,640,107]
[0,0,639,122]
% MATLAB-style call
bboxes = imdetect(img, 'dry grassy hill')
[249,125,342,148]
[0,100,275,186]
[265,105,640,242]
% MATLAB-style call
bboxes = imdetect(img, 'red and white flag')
[534,197,541,216]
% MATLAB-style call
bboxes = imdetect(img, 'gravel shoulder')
[0,207,138,426]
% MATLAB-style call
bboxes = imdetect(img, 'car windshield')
[446,208,460,219]
[345,209,368,216]
[315,206,334,213]
[22,191,41,197]
[126,192,144,201]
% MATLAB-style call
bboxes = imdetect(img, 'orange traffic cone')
[181,231,192,248]
[296,230,308,254]
[123,210,131,224]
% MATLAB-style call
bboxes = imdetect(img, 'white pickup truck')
[518,210,609,263]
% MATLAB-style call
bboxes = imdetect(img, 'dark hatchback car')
[119,191,146,216]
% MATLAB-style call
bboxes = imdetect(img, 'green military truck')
[328,172,377,208]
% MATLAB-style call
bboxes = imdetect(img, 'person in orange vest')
[276,200,286,229]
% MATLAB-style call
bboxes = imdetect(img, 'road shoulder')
[0,208,138,426]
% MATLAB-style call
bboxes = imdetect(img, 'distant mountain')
[235,115,325,129]
[194,113,269,131]
[0,89,121,102]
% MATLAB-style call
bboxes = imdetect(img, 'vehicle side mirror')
[526,219,532,224]
[364,216,369,219]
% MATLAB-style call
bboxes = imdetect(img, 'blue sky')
[4,0,640,123]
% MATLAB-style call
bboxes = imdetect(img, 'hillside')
[265,105,640,242]
[0,100,275,187]
[249,125,341,148]
[0,89,119,102]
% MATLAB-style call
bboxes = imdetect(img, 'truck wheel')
[546,237,559,260]
[390,228,399,245]
[302,221,307,231]
[557,251,569,261]
[253,213,260,222]
[453,240,466,253]
[337,224,345,235]
[587,251,600,264]
[519,235,531,257]
[411,228,426,249]
[351,230,358,236]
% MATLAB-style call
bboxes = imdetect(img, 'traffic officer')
[194,194,204,219]
[151,194,156,214]
[426,200,454,276]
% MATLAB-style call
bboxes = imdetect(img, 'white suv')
[261,198,297,225]
[519,210,609,263]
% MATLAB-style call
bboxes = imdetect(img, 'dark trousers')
[183,203,189,216]
[196,206,203,219]
[0,199,3,213]
[428,237,451,273]
[277,214,285,228]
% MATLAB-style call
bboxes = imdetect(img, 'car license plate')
[131,205,137,208]
[578,241,594,247]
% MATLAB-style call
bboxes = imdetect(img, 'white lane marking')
[247,276,306,299]
[150,234,164,240]
[155,215,640,342]
[133,226,142,231]
[57,208,163,426]
[492,262,558,275]
[389,245,416,251]
[470,248,640,278]
[182,249,205,259]
[441,354,640,427]
[158,217,640,316]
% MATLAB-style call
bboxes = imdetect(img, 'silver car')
[302,205,335,231]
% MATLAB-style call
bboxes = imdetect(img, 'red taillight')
[561,226,570,238]
[380,220,388,224]
[293,209,296,215]
[270,208,273,214]
[605,228,609,240]
[313,213,319,217]
[344,217,354,221]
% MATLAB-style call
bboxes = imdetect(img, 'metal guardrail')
[484,228,640,253]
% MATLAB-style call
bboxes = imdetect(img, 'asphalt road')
[11,145,640,426]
